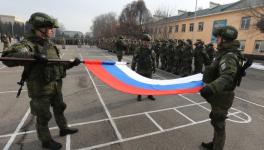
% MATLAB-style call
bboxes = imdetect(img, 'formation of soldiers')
[97,36,216,77]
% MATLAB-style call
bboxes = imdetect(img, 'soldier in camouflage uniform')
[160,40,168,70]
[153,40,161,68]
[180,39,193,77]
[200,26,244,150]
[2,12,80,150]
[166,39,175,72]
[172,40,183,75]
[1,34,10,51]
[131,34,156,101]
[193,40,209,73]
[115,36,127,62]
[206,43,215,65]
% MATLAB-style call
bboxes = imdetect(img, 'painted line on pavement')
[235,96,264,108]
[66,135,71,150]
[0,90,27,94]
[80,53,123,141]
[145,113,164,131]
[3,108,30,150]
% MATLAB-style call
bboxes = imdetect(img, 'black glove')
[34,54,48,63]
[71,57,81,66]
[200,86,213,99]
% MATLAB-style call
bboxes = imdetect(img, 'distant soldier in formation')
[153,40,161,68]
[160,40,168,70]
[1,34,10,51]
[166,39,175,72]
[115,36,126,62]
[206,43,216,64]
[193,39,209,73]
[180,39,193,76]
[131,34,156,101]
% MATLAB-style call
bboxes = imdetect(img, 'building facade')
[147,0,264,55]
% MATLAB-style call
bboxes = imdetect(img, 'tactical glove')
[71,57,81,66]
[200,86,213,99]
[34,54,48,63]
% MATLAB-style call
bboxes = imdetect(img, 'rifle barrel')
[0,57,84,63]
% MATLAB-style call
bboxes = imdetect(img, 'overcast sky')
[0,0,240,33]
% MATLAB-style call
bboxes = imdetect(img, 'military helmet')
[141,34,151,41]
[119,36,124,39]
[213,25,238,40]
[28,12,59,29]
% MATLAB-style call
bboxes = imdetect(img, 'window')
[241,16,250,30]
[198,22,204,31]
[254,40,264,52]
[175,25,179,32]
[189,23,194,32]
[169,26,172,33]
[182,24,186,32]
[238,40,246,51]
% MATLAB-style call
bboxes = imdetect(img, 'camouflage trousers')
[29,80,68,142]
[117,54,123,62]
[209,92,234,150]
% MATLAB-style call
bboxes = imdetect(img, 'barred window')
[189,23,194,32]
[254,40,264,52]
[198,22,204,31]
[241,16,250,30]
[182,24,186,32]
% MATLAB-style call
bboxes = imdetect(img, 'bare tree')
[119,0,151,36]
[91,12,118,38]
[246,0,264,32]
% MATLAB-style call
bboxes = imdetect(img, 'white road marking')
[145,113,164,131]
[0,90,27,94]
[174,108,196,123]
[66,135,71,150]
[235,96,264,108]
[0,101,207,139]
[80,53,123,141]
[3,108,30,150]
[0,66,6,69]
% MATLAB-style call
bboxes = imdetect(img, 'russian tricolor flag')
[84,60,204,95]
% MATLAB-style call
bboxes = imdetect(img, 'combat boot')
[201,141,213,150]
[42,139,62,150]
[60,127,78,136]
[137,95,142,101]
[147,95,156,101]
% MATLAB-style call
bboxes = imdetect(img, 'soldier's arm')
[207,53,238,93]
[1,42,34,67]
[151,50,156,69]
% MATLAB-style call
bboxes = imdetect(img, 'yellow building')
[147,0,264,55]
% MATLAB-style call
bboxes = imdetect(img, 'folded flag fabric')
[84,60,204,95]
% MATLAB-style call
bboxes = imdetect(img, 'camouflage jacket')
[203,40,243,94]
[131,46,156,77]
[1,32,72,97]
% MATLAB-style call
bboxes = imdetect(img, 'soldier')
[131,34,156,101]
[206,43,216,64]
[61,36,66,49]
[115,36,126,62]
[200,26,244,150]
[1,34,10,51]
[180,39,193,77]
[172,40,183,75]
[2,12,80,150]
[193,39,209,73]
[160,40,168,70]
[166,39,175,72]
[153,40,161,68]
